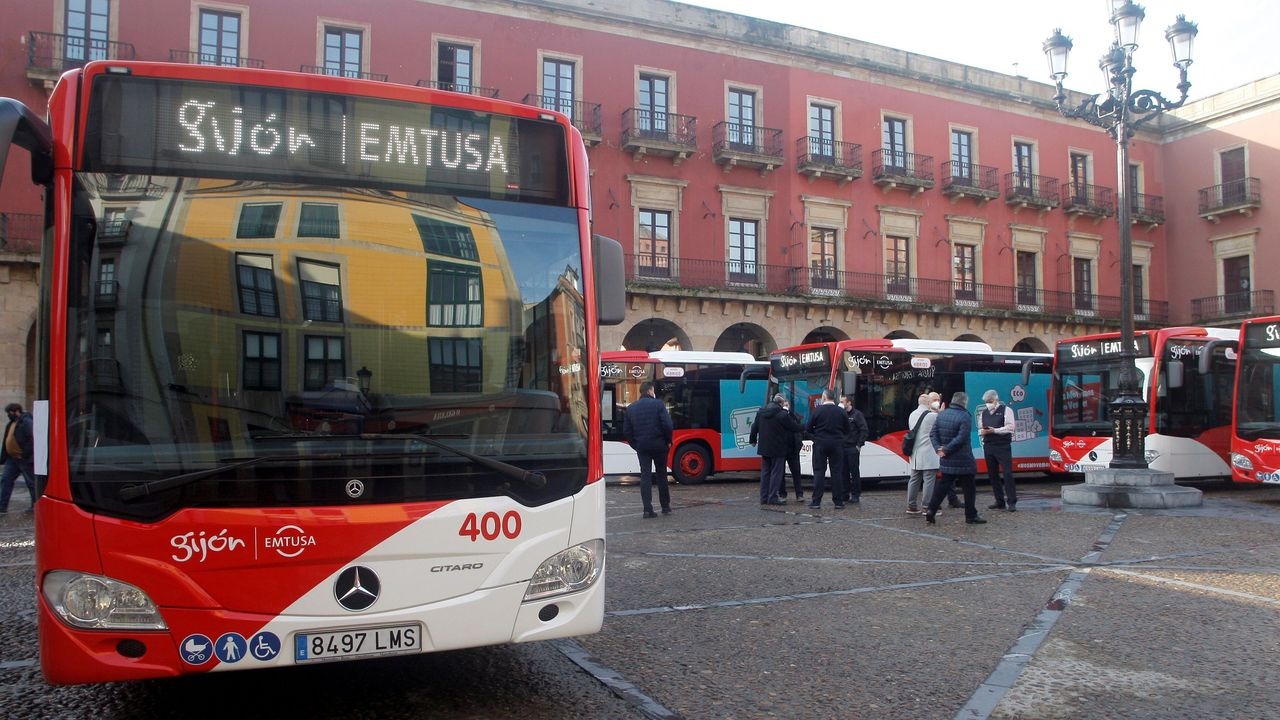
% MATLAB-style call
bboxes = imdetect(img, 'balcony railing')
[795,137,862,183]
[711,122,784,173]
[300,65,388,82]
[1191,290,1275,323]
[623,254,1169,323]
[620,109,697,163]
[940,162,999,200]
[1129,192,1165,225]
[420,80,500,98]
[27,31,135,75]
[1198,178,1261,220]
[522,95,602,143]
[95,280,120,308]
[871,149,935,191]
[0,212,42,253]
[1004,172,1060,210]
[168,50,264,68]
[1062,182,1116,218]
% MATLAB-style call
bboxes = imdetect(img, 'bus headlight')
[42,571,167,630]
[524,539,605,601]
[1231,453,1253,471]
[1048,450,1062,463]
[1144,449,1161,465]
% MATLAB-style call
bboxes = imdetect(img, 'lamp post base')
[1062,468,1203,509]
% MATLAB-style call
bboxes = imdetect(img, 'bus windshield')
[1235,346,1280,440]
[67,172,587,521]
[1052,357,1123,436]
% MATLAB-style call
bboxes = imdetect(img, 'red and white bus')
[768,339,1051,484]
[1050,327,1238,480]
[0,60,625,684]
[601,350,768,483]
[1229,316,1280,483]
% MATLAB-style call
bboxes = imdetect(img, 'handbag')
[901,412,928,457]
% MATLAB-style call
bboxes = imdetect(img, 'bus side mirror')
[1167,360,1185,389]
[0,98,54,186]
[1198,339,1236,375]
[592,234,626,326]
[841,371,857,396]
[1020,360,1033,386]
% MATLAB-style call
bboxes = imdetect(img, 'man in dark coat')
[750,393,802,506]
[779,398,805,502]
[623,381,674,518]
[805,389,850,510]
[0,403,37,514]
[840,394,869,504]
[925,391,985,525]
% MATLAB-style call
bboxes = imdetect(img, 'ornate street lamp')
[1043,2,1198,469]
[356,365,373,395]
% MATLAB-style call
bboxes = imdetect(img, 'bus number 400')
[458,511,522,542]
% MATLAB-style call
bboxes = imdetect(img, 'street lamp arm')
[1126,84,1190,131]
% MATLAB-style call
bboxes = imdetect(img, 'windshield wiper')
[361,432,548,490]
[118,453,337,501]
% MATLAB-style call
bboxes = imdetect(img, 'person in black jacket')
[750,393,802,506]
[840,394,870,504]
[805,389,850,509]
[0,403,37,514]
[779,398,805,502]
[622,382,674,518]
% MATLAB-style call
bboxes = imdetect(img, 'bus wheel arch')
[672,442,713,485]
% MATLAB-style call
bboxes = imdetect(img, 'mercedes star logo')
[345,478,365,498]
[334,566,381,611]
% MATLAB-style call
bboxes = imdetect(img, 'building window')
[236,203,282,239]
[727,218,759,284]
[638,209,671,278]
[1219,147,1247,205]
[638,74,670,138]
[429,337,482,392]
[542,58,576,119]
[94,328,113,357]
[66,0,109,63]
[953,244,977,301]
[1016,251,1038,306]
[1013,142,1034,191]
[428,262,482,327]
[1224,255,1252,313]
[102,208,129,237]
[323,27,363,78]
[1132,264,1146,316]
[810,227,837,289]
[298,260,343,323]
[298,203,340,238]
[1070,152,1090,202]
[1128,163,1143,212]
[808,103,835,159]
[414,215,478,260]
[951,130,973,182]
[243,332,281,390]
[1073,257,1093,311]
[236,254,279,317]
[304,335,344,391]
[882,117,907,169]
[886,235,911,295]
[199,9,241,66]
[438,42,473,91]
[728,89,757,149]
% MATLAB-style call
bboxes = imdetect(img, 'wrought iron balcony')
[940,162,999,202]
[622,254,1169,324]
[795,137,862,184]
[522,95,602,145]
[1062,182,1116,219]
[1198,178,1261,222]
[1129,192,1165,226]
[871,150,934,193]
[1004,172,1060,210]
[0,212,41,254]
[711,122,784,175]
[27,31,135,83]
[300,65,388,82]
[1191,290,1275,323]
[419,80,500,98]
[621,109,697,165]
[95,280,120,309]
[168,50,264,68]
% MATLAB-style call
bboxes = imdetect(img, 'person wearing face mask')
[904,394,937,514]
[978,389,1018,512]
[926,392,961,511]
[839,394,869,504]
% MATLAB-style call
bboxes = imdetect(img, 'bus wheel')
[673,444,711,485]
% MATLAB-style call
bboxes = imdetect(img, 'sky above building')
[676,0,1279,100]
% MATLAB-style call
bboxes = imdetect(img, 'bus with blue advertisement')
[768,339,1052,484]
[601,350,768,483]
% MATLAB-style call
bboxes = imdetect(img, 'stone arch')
[1012,336,1051,353]
[714,322,776,359]
[885,329,918,340]
[802,325,849,344]
[621,318,690,352]
[954,333,984,343]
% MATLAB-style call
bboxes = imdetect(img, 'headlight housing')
[43,571,167,630]
[1048,450,1062,463]
[524,539,605,601]
[1231,452,1253,471]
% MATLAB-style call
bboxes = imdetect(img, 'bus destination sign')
[1056,335,1152,362]
[771,346,830,376]
[1245,321,1280,349]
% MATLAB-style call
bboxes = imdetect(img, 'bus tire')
[672,443,712,485]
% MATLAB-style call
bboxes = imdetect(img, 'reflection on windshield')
[1236,350,1280,440]
[1052,362,1117,434]
[66,174,588,518]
